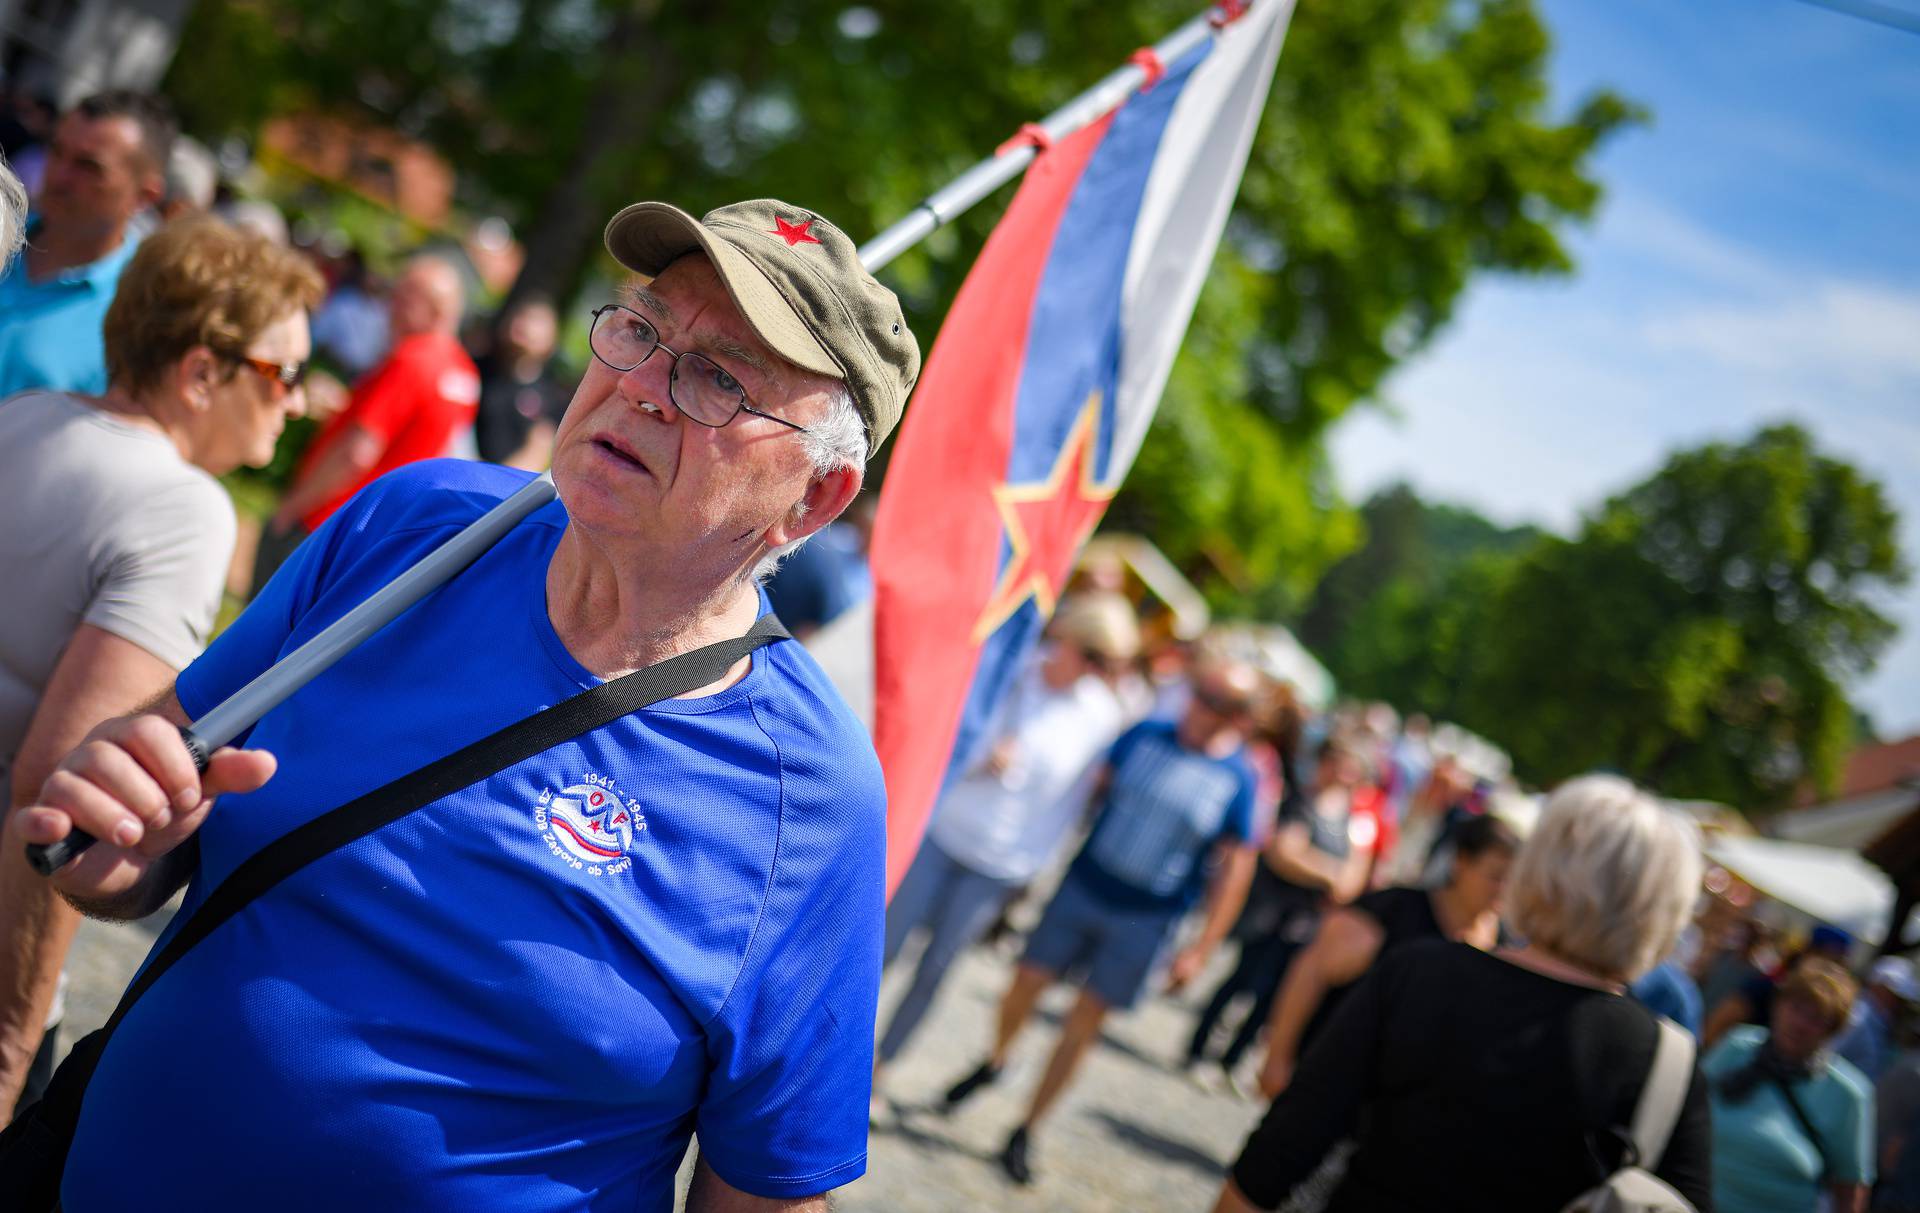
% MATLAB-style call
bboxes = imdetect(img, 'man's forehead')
[58,111,139,154]
[626,259,779,376]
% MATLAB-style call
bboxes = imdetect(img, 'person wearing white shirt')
[871,593,1139,1115]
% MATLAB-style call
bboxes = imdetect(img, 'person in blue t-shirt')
[0,91,173,399]
[1632,955,1705,1038]
[763,494,875,640]
[15,197,923,1212]
[941,657,1263,1186]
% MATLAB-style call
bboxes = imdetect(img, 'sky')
[1328,0,1920,738]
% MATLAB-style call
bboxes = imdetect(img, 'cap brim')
[604,202,842,383]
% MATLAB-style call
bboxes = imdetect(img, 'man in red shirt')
[268,255,479,538]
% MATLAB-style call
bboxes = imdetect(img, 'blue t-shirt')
[64,461,885,1212]
[1630,960,1704,1038]
[1069,720,1257,913]
[1703,1026,1874,1213]
[763,522,869,633]
[0,227,139,398]
[1833,997,1894,1083]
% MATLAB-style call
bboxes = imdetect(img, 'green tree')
[1455,425,1907,809]
[1332,553,1512,718]
[166,0,1634,606]
[1292,483,1539,688]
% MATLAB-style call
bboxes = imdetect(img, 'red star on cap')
[771,215,822,247]
[972,393,1117,643]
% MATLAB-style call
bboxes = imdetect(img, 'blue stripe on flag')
[937,40,1214,798]
[1004,39,1211,488]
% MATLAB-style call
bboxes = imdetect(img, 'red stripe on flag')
[870,113,1117,900]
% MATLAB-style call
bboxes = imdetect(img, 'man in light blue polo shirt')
[0,91,173,399]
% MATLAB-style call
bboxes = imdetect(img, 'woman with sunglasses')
[0,212,322,1111]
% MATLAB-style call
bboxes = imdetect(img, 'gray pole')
[28,473,561,873]
[30,0,1251,875]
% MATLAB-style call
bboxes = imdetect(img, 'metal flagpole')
[859,2,1247,271]
[29,0,1254,875]
[28,473,561,874]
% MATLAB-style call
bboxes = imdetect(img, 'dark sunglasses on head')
[217,349,309,392]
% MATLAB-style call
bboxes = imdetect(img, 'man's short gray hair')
[1506,774,1702,983]
[752,383,868,583]
[164,136,219,212]
[0,155,27,268]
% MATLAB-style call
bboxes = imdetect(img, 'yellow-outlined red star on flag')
[971,392,1117,643]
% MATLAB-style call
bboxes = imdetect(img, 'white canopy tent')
[1705,834,1901,944]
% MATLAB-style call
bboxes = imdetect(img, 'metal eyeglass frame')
[588,304,810,435]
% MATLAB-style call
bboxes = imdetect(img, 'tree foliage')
[1459,425,1906,808]
[165,0,1634,609]
[1318,429,1907,811]
[1297,483,1540,713]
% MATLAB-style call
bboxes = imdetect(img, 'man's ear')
[135,166,166,213]
[766,464,862,550]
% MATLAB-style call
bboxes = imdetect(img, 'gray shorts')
[1020,870,1183,1009]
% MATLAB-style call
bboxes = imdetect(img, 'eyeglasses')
[588,304,809,435]
[217,350,308,393]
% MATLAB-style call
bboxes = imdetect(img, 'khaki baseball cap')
[603,199,920,451]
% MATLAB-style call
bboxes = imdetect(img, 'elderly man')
[260,254,480,582]
[0,91,174,398]
[12,199,919,1211]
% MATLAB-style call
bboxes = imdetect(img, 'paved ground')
[62,907,1264,1212]
[847,941,1263,1213]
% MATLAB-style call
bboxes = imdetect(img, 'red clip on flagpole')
[1210,0,1251,27]
[1127,47,1167,90]
[994,122,1056,158]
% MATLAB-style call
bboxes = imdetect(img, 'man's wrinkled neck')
[545,523,762,682]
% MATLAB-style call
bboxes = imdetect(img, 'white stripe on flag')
[1106,0,1295,482]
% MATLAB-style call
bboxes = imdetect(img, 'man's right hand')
[9,714,276,902]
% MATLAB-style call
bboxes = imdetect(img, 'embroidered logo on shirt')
[534,774,644,876]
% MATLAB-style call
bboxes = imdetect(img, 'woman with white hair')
[1213,774,1714,1212]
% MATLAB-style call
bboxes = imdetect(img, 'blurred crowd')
[4,87,1920,1213]
[872,574,1920,1213]
[0,87,584,1125]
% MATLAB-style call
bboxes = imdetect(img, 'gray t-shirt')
[0,391,235,793]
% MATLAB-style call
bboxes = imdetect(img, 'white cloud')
[1647,280,1920,390]
[1599,191,1790,294]
[1331,219,1920,735]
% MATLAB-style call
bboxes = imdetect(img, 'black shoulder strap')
[1769,1070,1835,1182]
[104,611,789,1035]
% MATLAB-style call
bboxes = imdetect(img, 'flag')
[869,0,1295,895]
